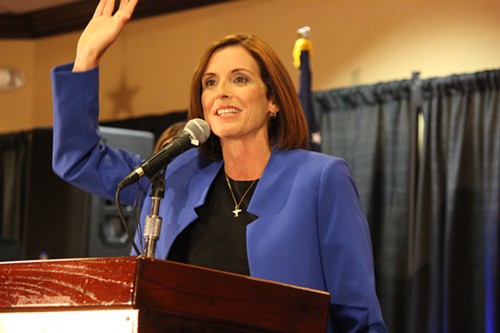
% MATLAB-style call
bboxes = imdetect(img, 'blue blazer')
[51,63,387,333]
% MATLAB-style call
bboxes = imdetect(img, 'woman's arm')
[51,63,145,205]
[318,158,387,332]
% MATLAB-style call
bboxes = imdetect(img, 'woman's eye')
[203,78,216,88]
[234,76,248,84]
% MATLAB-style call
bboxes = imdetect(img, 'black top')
[167,169,258,275]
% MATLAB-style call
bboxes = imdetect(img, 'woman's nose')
[216,80,231,98]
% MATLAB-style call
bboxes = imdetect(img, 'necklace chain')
[225,175,257,218]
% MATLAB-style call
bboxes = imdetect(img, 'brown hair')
[189,34,308,160]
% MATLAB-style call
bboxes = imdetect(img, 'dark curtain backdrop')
[0,132,28,241]
[313,81,414,333]
[410,70,500,333]
[0,132,28,261]
[313,69,500,333]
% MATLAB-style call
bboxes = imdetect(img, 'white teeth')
[217,108,239,116]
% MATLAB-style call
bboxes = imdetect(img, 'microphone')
[118,118,210,189]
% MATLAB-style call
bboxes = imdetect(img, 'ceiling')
[0,0,236,39]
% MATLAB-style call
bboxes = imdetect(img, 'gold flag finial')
[297,26,311,39]
[293,26,313,68]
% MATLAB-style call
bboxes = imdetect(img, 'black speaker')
[22,127,153,259]
[87,127,154,257]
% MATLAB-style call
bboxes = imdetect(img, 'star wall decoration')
[106,77,140,117]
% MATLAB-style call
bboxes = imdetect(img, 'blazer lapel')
[158,159,223,258]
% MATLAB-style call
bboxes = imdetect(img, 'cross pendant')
[232,206,242,218]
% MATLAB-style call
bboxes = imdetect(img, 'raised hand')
[73,0,138,72]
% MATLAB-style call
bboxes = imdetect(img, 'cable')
[115,187,141,256]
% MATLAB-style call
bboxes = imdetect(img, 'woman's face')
[201,45,278,145]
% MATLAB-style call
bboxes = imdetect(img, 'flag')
[293,26,321,152]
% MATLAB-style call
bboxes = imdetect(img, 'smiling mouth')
[217,108,240,116]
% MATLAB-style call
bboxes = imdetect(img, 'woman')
[51,0,387,331]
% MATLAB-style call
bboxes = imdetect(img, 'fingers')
[118,0,139,19]
[93,0,138,19]
[119,0,138,11]
[102,0,116,16]
[92,0,107,18]
[92,0,115,17]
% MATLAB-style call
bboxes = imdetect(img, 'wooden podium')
[0,257,329,332]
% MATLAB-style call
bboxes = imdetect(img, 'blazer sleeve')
[318,158,387,332]
[50,63,146,206]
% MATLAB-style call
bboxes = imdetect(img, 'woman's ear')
[268,100,279,113]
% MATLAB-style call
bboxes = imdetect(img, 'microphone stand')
[143,170,165,258]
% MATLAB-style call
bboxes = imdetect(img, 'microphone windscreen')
[184,118,211,143]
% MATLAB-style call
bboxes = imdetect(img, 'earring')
[269,111,277,119]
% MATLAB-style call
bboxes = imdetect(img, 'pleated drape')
[314,80,413,333]
[313,69,500,333]
[410,70,500,333]
[0,132,28,241]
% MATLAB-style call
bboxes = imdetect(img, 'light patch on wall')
[0,68,26,90]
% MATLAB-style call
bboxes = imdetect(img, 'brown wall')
[0,0,499,133]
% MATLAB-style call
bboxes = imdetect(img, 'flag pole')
[293,26,321,152]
